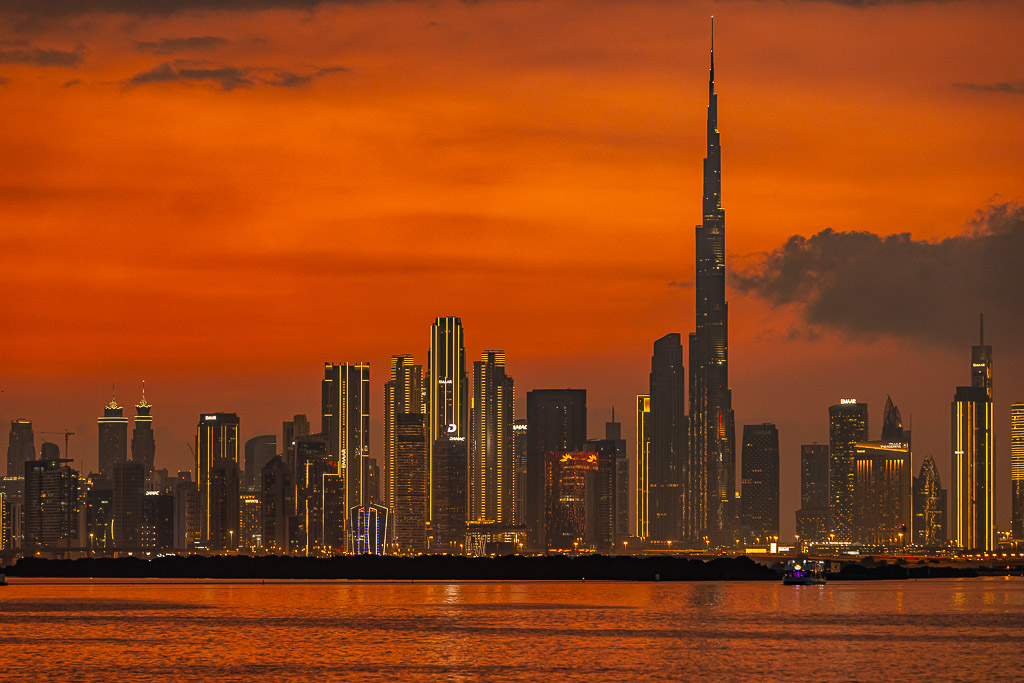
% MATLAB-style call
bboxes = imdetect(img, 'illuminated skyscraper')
[1012,403,1024,540]
[350,504,389,555]
[853,397,910,546]
[649,334,686,543]
[394,412,428,554]
[384,355,423,517]
[912,454,946,547]
[112,460,145,549]
[293,434,328,554]
[828,400,869,543]
[688,24,736,545]
[322,361,370,549]
[740,423,779,542]
[951,319,994,552]
[98,390,129,484]
[7,419,34,479]
[544,451,598,552]
[282,414,310,480]
[427,317,468,524]
[471,350,514,524]
[196,412,240,551]
[512,419,528,527]
[635,394,651,540]
[131,385,155,474]
[526,389,586,550]
[605,412,630,544]
[430,433,468,553]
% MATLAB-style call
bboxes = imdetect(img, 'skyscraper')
[322,361,371,547]
[828,400,869,543]
[526,389,586,550]
[7,419,34,478]
[912,454,947,547]
[471,350,514,525]
[112,460,145,549]
[544,451,598,552]
[635,394,651,541]
[606,412,630,545]
[384,355,423,517]
[512,419,528,527]
[796,444,829,544]
[649,334,686,543]
[1012,402,1024,540]
[131,385,155,474]
[394,412,428,554]
[688,24,736,545]
[282,414,310,479]
[430,433,468,553]
[852,396,910,546]
[24,457,79,553]
[261,455,292,553]
[428,317,468,524]
[98,391,128,484]
[951,318,994,552]
[244,435,277,492]
[196,412,240,551]
[740,423,779,542]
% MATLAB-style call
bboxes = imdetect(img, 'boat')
[782,559,826,585]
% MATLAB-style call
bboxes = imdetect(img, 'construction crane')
[40,430,75,462]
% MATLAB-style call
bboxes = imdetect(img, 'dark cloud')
[61,78,82,87]
[0,40,84,67]
[123,60,346,91]
[732,202,1024,348]
[954,81,1024,94]
[134,36,230,54]
[0,76,8,85]
[4,0,336,18]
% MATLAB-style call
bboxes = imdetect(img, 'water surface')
[2,577,1021,680]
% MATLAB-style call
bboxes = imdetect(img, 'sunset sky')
[1,0,1022,537]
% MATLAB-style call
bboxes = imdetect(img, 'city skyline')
[1,1,1023,541]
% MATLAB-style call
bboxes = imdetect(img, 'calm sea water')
[1,577,1022,681]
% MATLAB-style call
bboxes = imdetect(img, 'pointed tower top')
[136,380,151,409]
[106,383,120,410]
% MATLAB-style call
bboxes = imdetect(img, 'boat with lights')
[782,559,826,585]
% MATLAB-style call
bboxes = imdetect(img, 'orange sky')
[1,0,1022,537]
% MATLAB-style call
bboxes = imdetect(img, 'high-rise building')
[98,392,129,484]
[293,434,329,555]
[795,444,829,544]
[322,361,371,547]
[0,490,7,550]
[282,414,310,479]
[427,317,468,524]
[740,423,779,542]
[394,412,428,555]
[141,491,175,553]
[585,437,618,551]
[7,419,34,479]
[688,27,736,546]
[606,412,630,545]
[430,433,467,553]
[649,334,686,543]
[544,451,598,552]
[384,355,423,518]
[471,350,514,525]
[41,442,60,460]
[912,454,947,547]
[526,389,586,550]
[853,397,910,547]
[261,455,292,553]
[131,385,155,474]
[951,319,994,552]
[196,412,240,552]
[635,394,651,540]
[244,435,277,492]
[512,419,528,527]
[0,476,25,551]
[828,400,868,543]
[239,493,261,551]
[24,458,79,553]
[1011,403,1024,540]
[112,460,146,549]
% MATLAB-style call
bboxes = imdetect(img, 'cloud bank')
[123,60,347,90]
[134,36,230,54]
[732,202,1024,348]
[0,40,84,67]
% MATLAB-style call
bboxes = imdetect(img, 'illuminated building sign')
[840,399,857,405]
[204,415,218,421]
[446,424,457,434]
[512,424,528,431]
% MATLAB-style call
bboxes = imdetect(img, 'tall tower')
[6,419,34,479]
[131,383,155,474]
[635,395,651,540]
[384,355,423,516]
[688,19,736,545]
[322,362,371,548]
[828,399,869,543]
[196,412,240,551]
[649,333,686,543]
[740,423,780,542]
[952,318,994,551]
[98,388,129,484]
[427,317,468,523]
[471,350,514,524]
[1010,402,1023,540]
